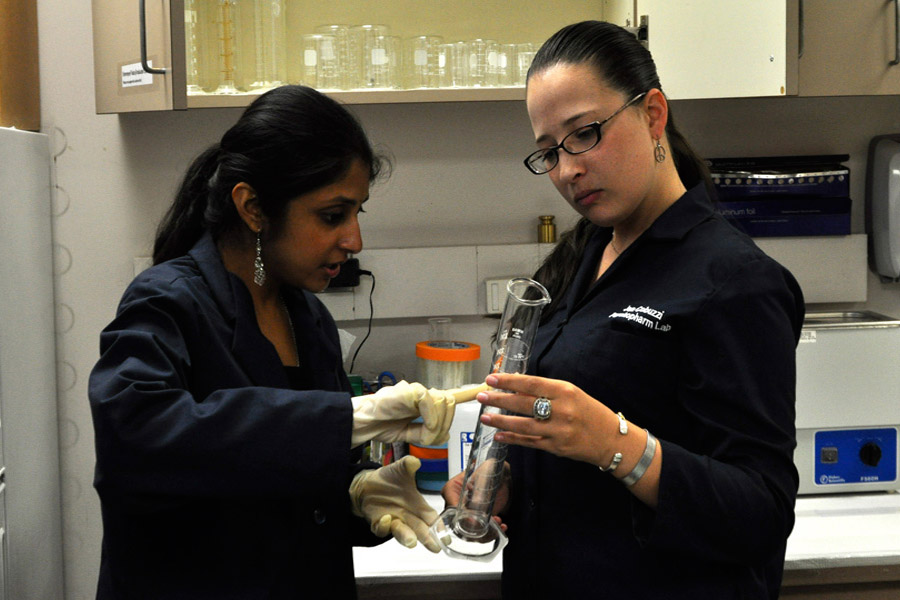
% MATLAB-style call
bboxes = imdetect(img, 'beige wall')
[37,2,900,598]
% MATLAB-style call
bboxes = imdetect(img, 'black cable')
[348,270,375,374]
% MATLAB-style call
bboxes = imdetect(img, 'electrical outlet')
[484,277,515,314]
[327,257,361,289]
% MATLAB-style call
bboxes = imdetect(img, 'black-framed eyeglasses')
[523,92,648,175]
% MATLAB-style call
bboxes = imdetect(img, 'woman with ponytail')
[88,86,456,599]
[445,21,804,598]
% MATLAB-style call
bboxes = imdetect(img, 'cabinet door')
[632,0,789,99]
[799,0,900,96]
[92,0,187,113]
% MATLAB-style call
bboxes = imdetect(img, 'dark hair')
[527,21,712,318]
[153,85,386,264]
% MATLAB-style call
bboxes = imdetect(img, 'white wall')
[36,1,900,598]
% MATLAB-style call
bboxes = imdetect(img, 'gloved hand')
[349,456,440,552]
[351,380,455,447]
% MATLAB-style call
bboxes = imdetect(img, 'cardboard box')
[717,196,851,237]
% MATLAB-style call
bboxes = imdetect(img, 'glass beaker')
[366,34,400,89]
[349,24,389,88]
[403,35,443,89]
[430,278,551,562]
[315,24,351,89]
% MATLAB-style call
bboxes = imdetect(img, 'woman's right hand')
[350,381,456,447]
[440,467,510,533]
[348,456,441,552]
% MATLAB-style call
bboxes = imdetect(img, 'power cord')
[348,269,375,373]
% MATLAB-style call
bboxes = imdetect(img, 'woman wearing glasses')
[445,21,803,598]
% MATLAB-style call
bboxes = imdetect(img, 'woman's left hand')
[476,372,615,466]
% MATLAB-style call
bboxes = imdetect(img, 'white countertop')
[353,491,900,581]
[785,491,900,570]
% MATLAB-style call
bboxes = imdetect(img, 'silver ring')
[533,397,552,421]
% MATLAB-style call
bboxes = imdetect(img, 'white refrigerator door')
[0,127,64,599]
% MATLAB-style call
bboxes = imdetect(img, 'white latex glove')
[349,456,440,552]
[351,380,455,447]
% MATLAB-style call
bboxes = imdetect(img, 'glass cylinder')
[212,0,243,94]
[248,0,287,91]
[184,0,212,94]
[430,278,551,562]
[441,41,468,88]
[467,39,492,88]
[315,24,351,89]
[485,40,500,87]
[497,43,518,87]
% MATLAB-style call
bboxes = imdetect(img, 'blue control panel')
[814,428,898,487]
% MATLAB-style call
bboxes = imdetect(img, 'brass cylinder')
[538,215,556,243]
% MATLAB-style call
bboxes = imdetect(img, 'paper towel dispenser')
[868,135,900,282]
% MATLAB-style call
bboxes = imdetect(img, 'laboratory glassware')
[212,0,243,94]
[430,278,551,562]
[184,0,211,94]
[315,25,350,89]
[349,24,389,88]
[516,43,537,86]
[403,35,443,89]
[249,0,287,91]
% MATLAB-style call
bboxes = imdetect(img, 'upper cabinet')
[797,0,900,96]
[627,1,791,100]
[91,0,794,114]
[92,0,186,112]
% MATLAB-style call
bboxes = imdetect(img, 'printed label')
[122,62,154,88]
[458,431,474,472]
[609,304,671,333]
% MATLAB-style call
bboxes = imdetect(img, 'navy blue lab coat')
[502,184,804,599]
[89,233,381,599]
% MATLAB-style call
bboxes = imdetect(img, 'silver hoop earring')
[253,230,266,286]
[654,139,666,163]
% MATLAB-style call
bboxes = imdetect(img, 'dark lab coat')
[502,184,805,599]
[89,233,380,599]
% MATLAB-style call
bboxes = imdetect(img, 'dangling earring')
[253,230,266,286]
[654,139,666,163]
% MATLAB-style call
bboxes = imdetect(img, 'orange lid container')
[415,341,481,362]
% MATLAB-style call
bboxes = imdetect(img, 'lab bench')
[353,491,900,599]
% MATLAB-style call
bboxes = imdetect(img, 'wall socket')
[484,277,519,314]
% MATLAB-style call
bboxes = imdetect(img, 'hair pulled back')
[527,21,712,318]
[153,85,385,264]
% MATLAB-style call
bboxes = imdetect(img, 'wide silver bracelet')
[598,412,628,472]
[619,430,657,487]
